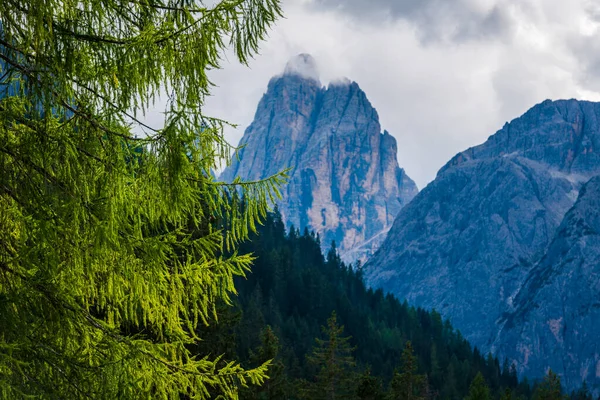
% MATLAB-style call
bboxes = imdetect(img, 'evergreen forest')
[199,210,595,400]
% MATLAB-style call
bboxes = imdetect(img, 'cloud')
[283,53,321,81]
[309,0,516,44]
[142,0,600,188]
[565,4,600,91]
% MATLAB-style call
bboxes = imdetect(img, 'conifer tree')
[238,284,267,357]
[572,381,592,400]
[243,326,287,400]
[301,311,358,400]
[534,370,563,400]
[429,343,442,386]
[326,241,342,266]
[442,359,460,399]
[466,372,491,400]
[0,0,284,398]
[228,213,532,399]
[356,368,384,400]
[387,341,427,400]
[193,299,242,365]
[501,387,514,400]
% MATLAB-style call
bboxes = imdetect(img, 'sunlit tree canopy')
[0,0,285,398]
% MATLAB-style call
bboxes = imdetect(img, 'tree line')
[195,209,597,399]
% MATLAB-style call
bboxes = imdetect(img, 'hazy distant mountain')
[494,175,600,390]
[365,99,600,390]
[221,54,417,262]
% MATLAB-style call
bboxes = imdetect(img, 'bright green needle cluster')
[0,0,284,398]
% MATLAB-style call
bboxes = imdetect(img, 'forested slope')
[199,210,538,399]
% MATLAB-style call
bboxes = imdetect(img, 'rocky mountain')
[494,175,600,390]
[221,54,417,262]
[364,99,600,389]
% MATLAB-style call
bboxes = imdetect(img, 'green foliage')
[534,370,563,400]
[242,326,287,400]
[300,311,358,400]
[356,369,384,400]
[571,381,592,400]
[501,388,514,400]
[230,211,535,400]
[466,373,491,400]
[0,0,285,398]
[387,341,427,400]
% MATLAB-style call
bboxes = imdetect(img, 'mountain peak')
[365,97,600,390]
[438,98,600,178]
[222,56,417,263]
[283,53,320,82]
[329,77,352,87]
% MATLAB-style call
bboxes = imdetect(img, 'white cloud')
[145,0,600,188]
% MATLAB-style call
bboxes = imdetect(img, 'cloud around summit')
[177,0,600,188]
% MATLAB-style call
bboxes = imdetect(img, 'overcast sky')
[166,0,600,188]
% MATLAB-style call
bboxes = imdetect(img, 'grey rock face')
[221,54,418,262]
[365,99,600,387]
[441,99,600,176]
[494,176,600,391]
[367,155,580,346]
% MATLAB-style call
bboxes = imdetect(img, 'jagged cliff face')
[221,54,417,262]
[367,156,580,345]
[365,99,600,389]
[441,99,600,175]
[494,176,600,390]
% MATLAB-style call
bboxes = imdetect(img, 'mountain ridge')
[364,98,600,390]
[221,54,418,262]
[440,99,600,177]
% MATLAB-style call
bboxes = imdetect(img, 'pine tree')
[0,0,284,398]
[228,213,532,399]
[356,368,384,400]
[465,372,491,400]
[429,343,442,387]
[485,353,501,389]
[242,326,287,400]
[301,311,358,400]
[442,358,459,400]
[193,299,242,364]
[501,387,514,400]
[387,341,427,400]
[572,381,592,400]
[327,241,342,266]
[238,284,266,357]
[534,370,563,400]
